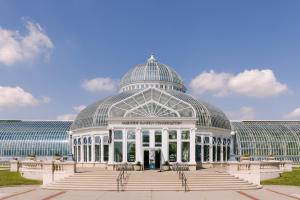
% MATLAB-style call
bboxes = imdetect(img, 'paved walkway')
[0,185,300,200]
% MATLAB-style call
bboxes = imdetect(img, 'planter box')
[27,156,36,161]
[162,165,170,171]
[240,156,250,161]
[134,165,142,171]
[54,156,62,161]
[267,156,275,160]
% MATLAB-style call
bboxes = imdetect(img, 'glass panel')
[142,131,149,147]
[155,131,162,147]
[181,130,190,140]
[114,130,123,140]
[169,142,177,162]
[95,136,101,144]
[114,142,123,162]
[182,142,190,162]
[196,145,201,162]
[78,146,81,161]
[104,145,109,161]
[127,130,136,140]
[84,145,87,162]
[95,144,100,162]
[127,142,135,162]
[88,145,92,161]
[168,130,177,140]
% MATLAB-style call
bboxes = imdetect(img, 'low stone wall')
[225,160,293,185]
[76,162,107,169]
[10,160,76,186]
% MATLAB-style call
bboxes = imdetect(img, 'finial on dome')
[148,54,156,62]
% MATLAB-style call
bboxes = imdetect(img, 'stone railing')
[0,161,10,170]
[226,160,293,185]
[10,160,76,186]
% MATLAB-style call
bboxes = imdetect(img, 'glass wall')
[155,131,162,147]
[142,131,150,147]
[114,130,123,162]
[127,130,135,162]
[181,130,190,162]
[196,136,201,162]
[83,137,87,162]
[0,121,71,160]
[232,121,300,163]
[168,130,177,162]
[204,137,210,161]
[95,136,101,162]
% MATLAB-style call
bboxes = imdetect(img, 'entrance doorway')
[155,150,161,169]
[144,149,161,170]
[144,150,149,169]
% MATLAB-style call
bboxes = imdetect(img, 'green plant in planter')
[27,153,36,157]
[163,161,170,166]
[242,153,250,157]
[54,153,61,157]
[136,161,141,166]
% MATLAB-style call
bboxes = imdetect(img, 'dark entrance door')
[155,150,161,169]
[144,150,149,169]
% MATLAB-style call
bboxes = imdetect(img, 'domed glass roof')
[71,56,231,132]
[71,88,231,131]
[120,55,186,92]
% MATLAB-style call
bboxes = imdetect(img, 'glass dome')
[120,55,187,92]
[72,56,231,132]
[71,89,231,131]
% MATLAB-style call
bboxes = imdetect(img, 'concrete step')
[44,170,260,191]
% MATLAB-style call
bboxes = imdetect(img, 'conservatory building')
[70,55,232,170]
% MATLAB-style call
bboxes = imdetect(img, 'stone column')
[80,136,84,163]
[215,140,218,162]
[209,136,213,162]
[190,129,196,163]
[108,130,114,165]
[201,135,204,163]
[135,128,142,163]
[123,129,127,163]
[91,135,95,163]
[177,129,182,163]
[220,137,224,162]
[100,136,104,163]
[162,128,169,163]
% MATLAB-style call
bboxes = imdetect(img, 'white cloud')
[56,114,77,121]
[0,86,39,110]
[227,106,256,120]
[190,69,288,98]
[284,107,300,120]
[189,70,231,96]
[56,105,86,121]
[228,69,288,98]
[81,77,117,93]
[0,19,53,66]
[73,105,86,112]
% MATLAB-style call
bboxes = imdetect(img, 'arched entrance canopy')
[108,88,196,118]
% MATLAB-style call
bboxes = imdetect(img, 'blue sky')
[0,0,300,120]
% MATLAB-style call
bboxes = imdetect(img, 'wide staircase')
[185,169,260,191]
[44,168,260,191]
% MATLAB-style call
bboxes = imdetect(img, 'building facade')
[70,55,232,169]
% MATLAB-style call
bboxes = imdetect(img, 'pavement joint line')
[41,191,66,200]
[237,191,260,200]
[0,189,36,200]
[266,189,300,200]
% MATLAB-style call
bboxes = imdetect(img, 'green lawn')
[0,170,42,186]
[261,167,300,186]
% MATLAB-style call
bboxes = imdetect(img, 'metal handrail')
[116,163,129,192]
[174,163,189,192]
